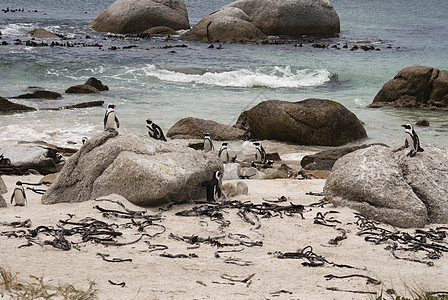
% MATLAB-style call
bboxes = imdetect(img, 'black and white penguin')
[104,104,120,130]
[146,119,167,141]
[253,142,266,164]
[218,142,229,163]
[10,181,26,206]
[402,124,424,157]
[206,170,222,202]
[82,137,88,145]
[203,133,214,152]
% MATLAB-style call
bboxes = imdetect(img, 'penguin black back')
[206,171,221,202]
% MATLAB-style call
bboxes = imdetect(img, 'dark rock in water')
[180,7,266,43]
[369,66,448,111]
[0,96,36,112]
[61,101,105,109]
[142,26,177,35]
[11,90,62,100]
[301,143,387,170]
[41,131,223,206]
[266,152,281,161]
[235,99,367,146]
[84,77,109,91]
[416,119,430,127]
[89,0,189,34]
[65,84,99,94]
[168,117,246,141]
[324,144,448,228]
[0,143,64,174]
[27,28,61,39]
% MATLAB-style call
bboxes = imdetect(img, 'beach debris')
[328,228,347,245]
[314,211,341,227]
[220,273,255,284]
[324,274,381,285]
[97,253,132,263]
[326,287,376,295]
[108,280,126,287]
[271,290,293,295]
[159,252,198,259]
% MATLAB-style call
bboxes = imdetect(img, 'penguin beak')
[401,124,406,128]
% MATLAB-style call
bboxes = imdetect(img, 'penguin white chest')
[105,111,116,129]
[406,132,415,150]
[14,189,26,206]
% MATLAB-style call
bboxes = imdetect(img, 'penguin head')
[82,137,88,144]
[146,118,153,125]
[16,181,22,186]
[107,103,115,109]
[221,142,228,147]
[402,124,413,131]
[253,142,260,147]
[214,170,221,179]
[204,133,210,138]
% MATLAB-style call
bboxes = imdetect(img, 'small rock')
[27,28,61,39]
[65,84,99,94]
[416,119,430,126]
[223,163,241,180]
[222,181,248,198]
[84,77,109,91]
[0,96,36,112]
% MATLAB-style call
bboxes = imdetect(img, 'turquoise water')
[0,0,447,153]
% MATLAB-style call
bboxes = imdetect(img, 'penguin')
[10,181,26,206]
[104,104,120,130]
[253,142,266,164]
[82,137,88,145]
[206,170,222,202]
[203,133,214,152]
[218,142,229,163]
[402,124,424,157]
[146,119,167,141]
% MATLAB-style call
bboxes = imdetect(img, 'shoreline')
[1,174,448,299]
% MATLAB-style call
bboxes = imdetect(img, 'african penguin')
[203,133,214,152]
[402,124,424,157]
[82,137,88,145]
[11,181,26,206]
[206,170,222,202]
[218,142,229,163]
[104,104,120,130]
[253,142,266,164]
[146,119,167,141]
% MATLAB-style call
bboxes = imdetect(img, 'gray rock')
[65,85,99,94]
[324,144,448,228]
[142,26,177,35]
[84,77,109,91]
[89,0,190,34]
[222,181,248,198]
[27,28,61,39]
[227,0,340,36]
[11,90,62,100]
[235,99,367,146]
[0,176,7,194]
[41,130,223,206]
[0,144,63,174]
[167,117,246,141]
[0,195,6,208]
[0,97,36,112]
[369,66,448,111]
[242,167,266,179]
[180,7,266,43]
[223,163,241,180]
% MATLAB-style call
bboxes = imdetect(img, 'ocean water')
[0,0,447,158]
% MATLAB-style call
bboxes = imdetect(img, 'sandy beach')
[1,174,447,299]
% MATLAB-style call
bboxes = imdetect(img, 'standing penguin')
[104,104,120,130]
[206,170,222,202]
[10,181,26,206]
[82,137,88,145]
[253,142,266,164]
[218,142,229,163]
[146,119,167,141]
[402,124,424,157]
[203,133,214,152]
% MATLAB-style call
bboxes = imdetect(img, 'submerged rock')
[369,66,448,110]
[324,144,448,228]
[27,28,61,39]
[84,77,109,91]
[42,130,223,206]
[65,84,99,94]
[0,97,35,112]
[235,99,367,146]
[11,90,62,100]
[167,117,246,141]
[89,0,190,34]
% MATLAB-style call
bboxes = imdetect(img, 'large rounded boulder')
[180,7,266,43]
[41,130,222,206]
[369,66,448,110]
[167,117,246,141]
[234,99,367,146]
[324,144,448,228]
[89,0,190,34]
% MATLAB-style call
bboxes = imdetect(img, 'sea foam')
[141,65,330,88]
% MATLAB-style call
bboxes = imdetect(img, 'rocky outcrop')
[89,0,190,34]
[167,117,246,141]
[11,90,62,100]
[369,66,448,110]
[60,101,105,109]
[180,7,266,43]
[301,143,387,170]
[0,144,64,174]
[65,85,99,94]
[41,130,223,206]
[235,99,367,146]
[324,144,448,228]
[27,28,61,39]
[0,176,7,207]
[0,97,36,112]
[84,77,109,91]
[181,0,340,43]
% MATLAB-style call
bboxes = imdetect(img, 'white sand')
[1,174,447,299]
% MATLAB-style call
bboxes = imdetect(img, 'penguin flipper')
[404,139,409,148]
[115,116,120,128]
[10,192,15,204]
